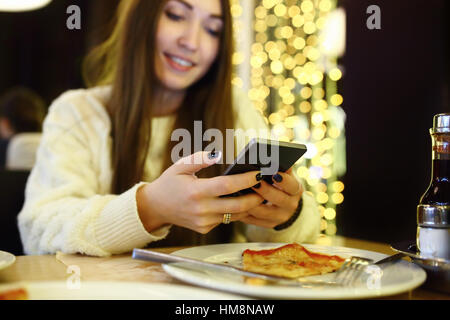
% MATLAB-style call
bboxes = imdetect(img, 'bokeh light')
[235,0,345,237]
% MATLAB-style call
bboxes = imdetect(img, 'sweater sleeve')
[18,90,170,256]
[232,89,321,244]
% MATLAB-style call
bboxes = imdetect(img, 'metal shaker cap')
[417,204,450,227]
[431,113,450,134]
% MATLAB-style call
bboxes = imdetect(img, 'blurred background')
[0,0,448,254]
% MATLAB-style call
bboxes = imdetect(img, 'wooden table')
[0,236,448,300]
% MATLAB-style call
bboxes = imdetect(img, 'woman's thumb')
[170,151,222,175]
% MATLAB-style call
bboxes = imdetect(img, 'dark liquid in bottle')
[420,159,450,205]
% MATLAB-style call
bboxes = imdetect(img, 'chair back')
[0,169,30,255]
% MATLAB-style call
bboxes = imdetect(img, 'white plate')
[0,251,15,271]
[162,243,427,299]
[0,281,249,300]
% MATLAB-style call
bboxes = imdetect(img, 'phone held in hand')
[221,138,307,197]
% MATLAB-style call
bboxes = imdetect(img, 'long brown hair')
[83,0,235,195]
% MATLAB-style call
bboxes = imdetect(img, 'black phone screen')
[221,138,307,196]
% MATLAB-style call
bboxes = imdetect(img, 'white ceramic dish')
[0,251,15,271]
[0,281,249,300]
[163,242,427,299]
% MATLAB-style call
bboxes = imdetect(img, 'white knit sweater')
[18,86,320,256]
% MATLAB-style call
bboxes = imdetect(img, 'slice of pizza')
[0,287,28,300]
[242,243,345,279]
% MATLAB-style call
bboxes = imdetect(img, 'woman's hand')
[137,151,264,234]
[240,168,304,229]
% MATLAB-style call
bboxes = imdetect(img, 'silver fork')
[334,256,374,286]
[133,248,340,287]
[133,249,400,288]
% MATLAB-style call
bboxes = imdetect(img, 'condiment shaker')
[417,113,450,259]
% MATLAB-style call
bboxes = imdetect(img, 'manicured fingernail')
[253,183,261,189]
[256,172,262,181]
[207,150,221,160]
[273,174,282,183]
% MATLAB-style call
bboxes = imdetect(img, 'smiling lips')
[164,53,196,72]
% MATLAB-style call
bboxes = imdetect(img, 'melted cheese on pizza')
[242,243,345,278]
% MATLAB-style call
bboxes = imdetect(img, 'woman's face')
[155,0,223,92]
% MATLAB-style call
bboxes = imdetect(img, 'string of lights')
[231,0,346,237]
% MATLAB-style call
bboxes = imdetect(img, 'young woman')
[18,0,320,256]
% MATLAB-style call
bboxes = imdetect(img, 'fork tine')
[336,258,353,276]
[347,258,365,286]
[343,257,359,286]
[334,258,354,284]
[348,257,372,286]
[335,256,373,286]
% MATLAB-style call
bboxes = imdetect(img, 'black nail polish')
[208,150,220,160]
[256,172,262,181]
[273,174,283,183]
[253,183,261,189]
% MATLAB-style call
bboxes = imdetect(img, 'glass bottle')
[417,113,450,259]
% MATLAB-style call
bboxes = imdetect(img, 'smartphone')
[221,138,307,196]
